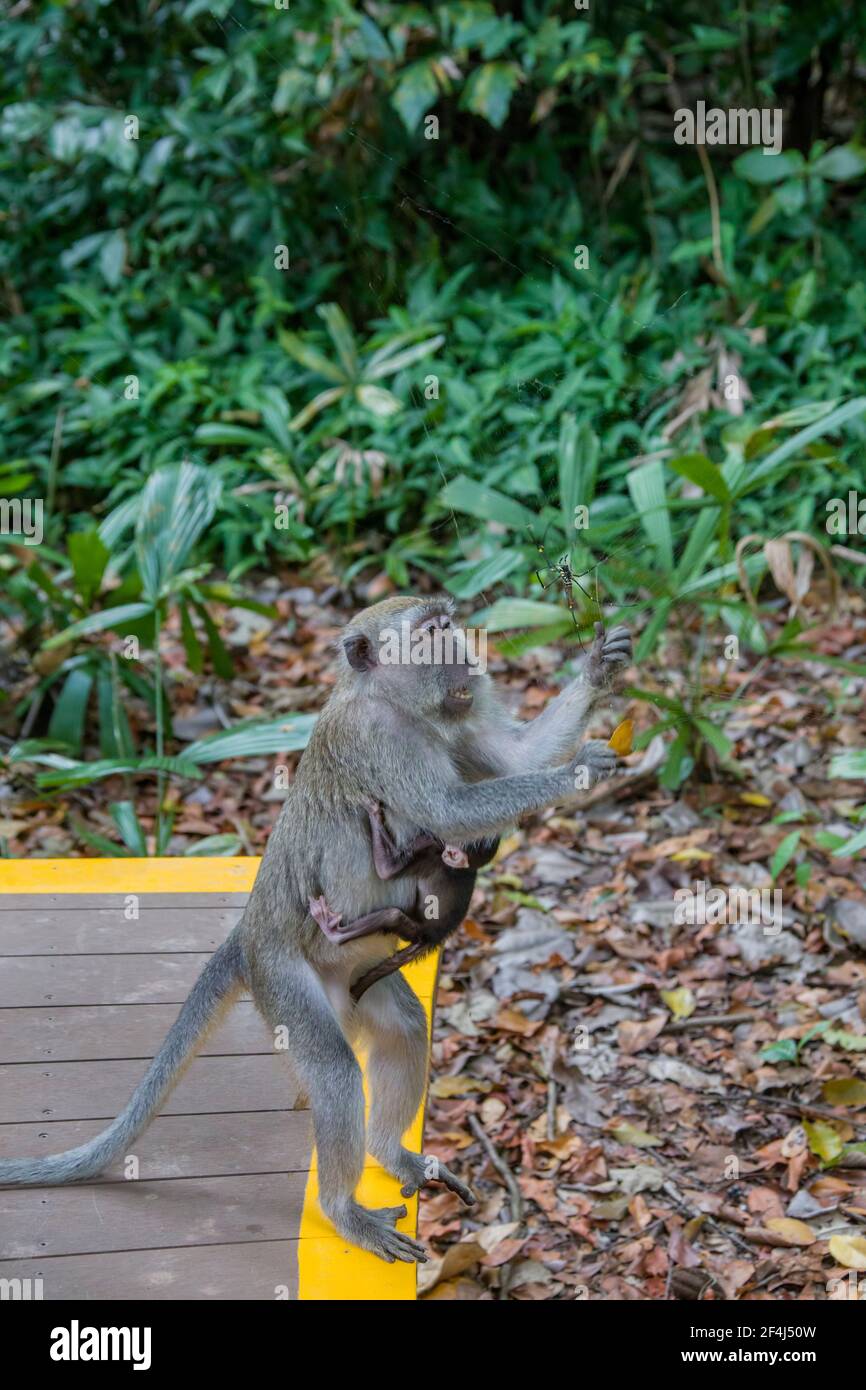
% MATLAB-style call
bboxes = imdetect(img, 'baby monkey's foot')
[308,894,346,942]
[441,843,470,869]
[396,1149,477,1207]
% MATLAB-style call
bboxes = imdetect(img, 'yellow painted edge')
[0,857,438,1300]
[297,950,438,1302]
[0,856,261,893]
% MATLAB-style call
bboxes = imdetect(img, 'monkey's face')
[342,600,477,718]
[414,608,475,716]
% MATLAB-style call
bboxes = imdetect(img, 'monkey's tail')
[0,929,246,1187]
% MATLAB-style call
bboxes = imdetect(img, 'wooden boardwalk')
[0,859,436,1300]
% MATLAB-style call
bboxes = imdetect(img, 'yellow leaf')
[803,1119,845,1162]
[493,833,522,862]
[670,848,714,862]
[741,792,772,807]
[608,719,634,755]
[765,1217,816,1246]
[609,1123,662,1148]
[660,987,696,1020]
[829,1234,866,1270]
[430,1075,492,1098]
[822,1078,866,1109]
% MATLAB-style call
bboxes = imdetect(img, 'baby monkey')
[309,797,499,1001]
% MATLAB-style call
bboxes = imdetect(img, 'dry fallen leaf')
[828,1234,866,1270]
[429,1075,492,1098]
[764,1217,816,1247]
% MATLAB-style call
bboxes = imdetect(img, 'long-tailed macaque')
[0,596,631,1264]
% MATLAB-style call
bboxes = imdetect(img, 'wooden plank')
[0,952,432,1010]
[0,893,250,911]
[0,1002,270,1063]
[0,952,218,1007]
[0,1112,321,1182]
[0,1054,299,1124]
[0,860,439,1301]
[0,1172,309,1258]
[0,1240,301,1300]
[0,907,243,955]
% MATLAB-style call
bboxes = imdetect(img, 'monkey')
[0,596,631,1266]
[308,796,500,1002]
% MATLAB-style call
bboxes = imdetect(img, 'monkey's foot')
[393,1148,477,1208]
[325,1200,428,1265]
[308,894,346,942]
[441,843,470,869]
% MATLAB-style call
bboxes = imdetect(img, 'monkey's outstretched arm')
[383,743,616,843]
[453,625,632,779]
[509,623,632,767]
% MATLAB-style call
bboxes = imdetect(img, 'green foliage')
[2,0,866,828]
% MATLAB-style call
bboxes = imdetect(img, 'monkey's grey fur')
[0,596,630,1264]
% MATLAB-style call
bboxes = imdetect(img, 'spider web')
[208,7,828,741]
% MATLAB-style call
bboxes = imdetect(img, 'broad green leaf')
[278,331,345,382]
[47,669,93,755]
[355,383,402,416]
[770,830,801,880]
[68,529,109,608]
[364,334,444,380]
[462,62,520,129]
[558,415,599,539]
[830,750,866,780]
[627,458,673,572]
[185,833,243,856]
[109,800,148,856]
[668,453,730,502]
[194,423,266,447]
[785,270,816,320]
[733,149,803,184]
[439,476,537,531]
[135,461,221,603]
[391,61,438,133]
[832,826,866,857]
[183,716,317,764]
[740,398,866,491]
[812,144,866,181]
[445,549,522,598]
[474,598,570,632]
[318,304,360,380]
[42,602,154,650]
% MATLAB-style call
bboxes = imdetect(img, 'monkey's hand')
[586,621,632,689]
[359,793,385,820]
[570,739,619,793]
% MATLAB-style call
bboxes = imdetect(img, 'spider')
[528,525,602,640]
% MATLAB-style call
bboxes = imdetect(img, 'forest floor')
[4,573,866,1301]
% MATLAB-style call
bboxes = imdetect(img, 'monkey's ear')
[343,633,375,672]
